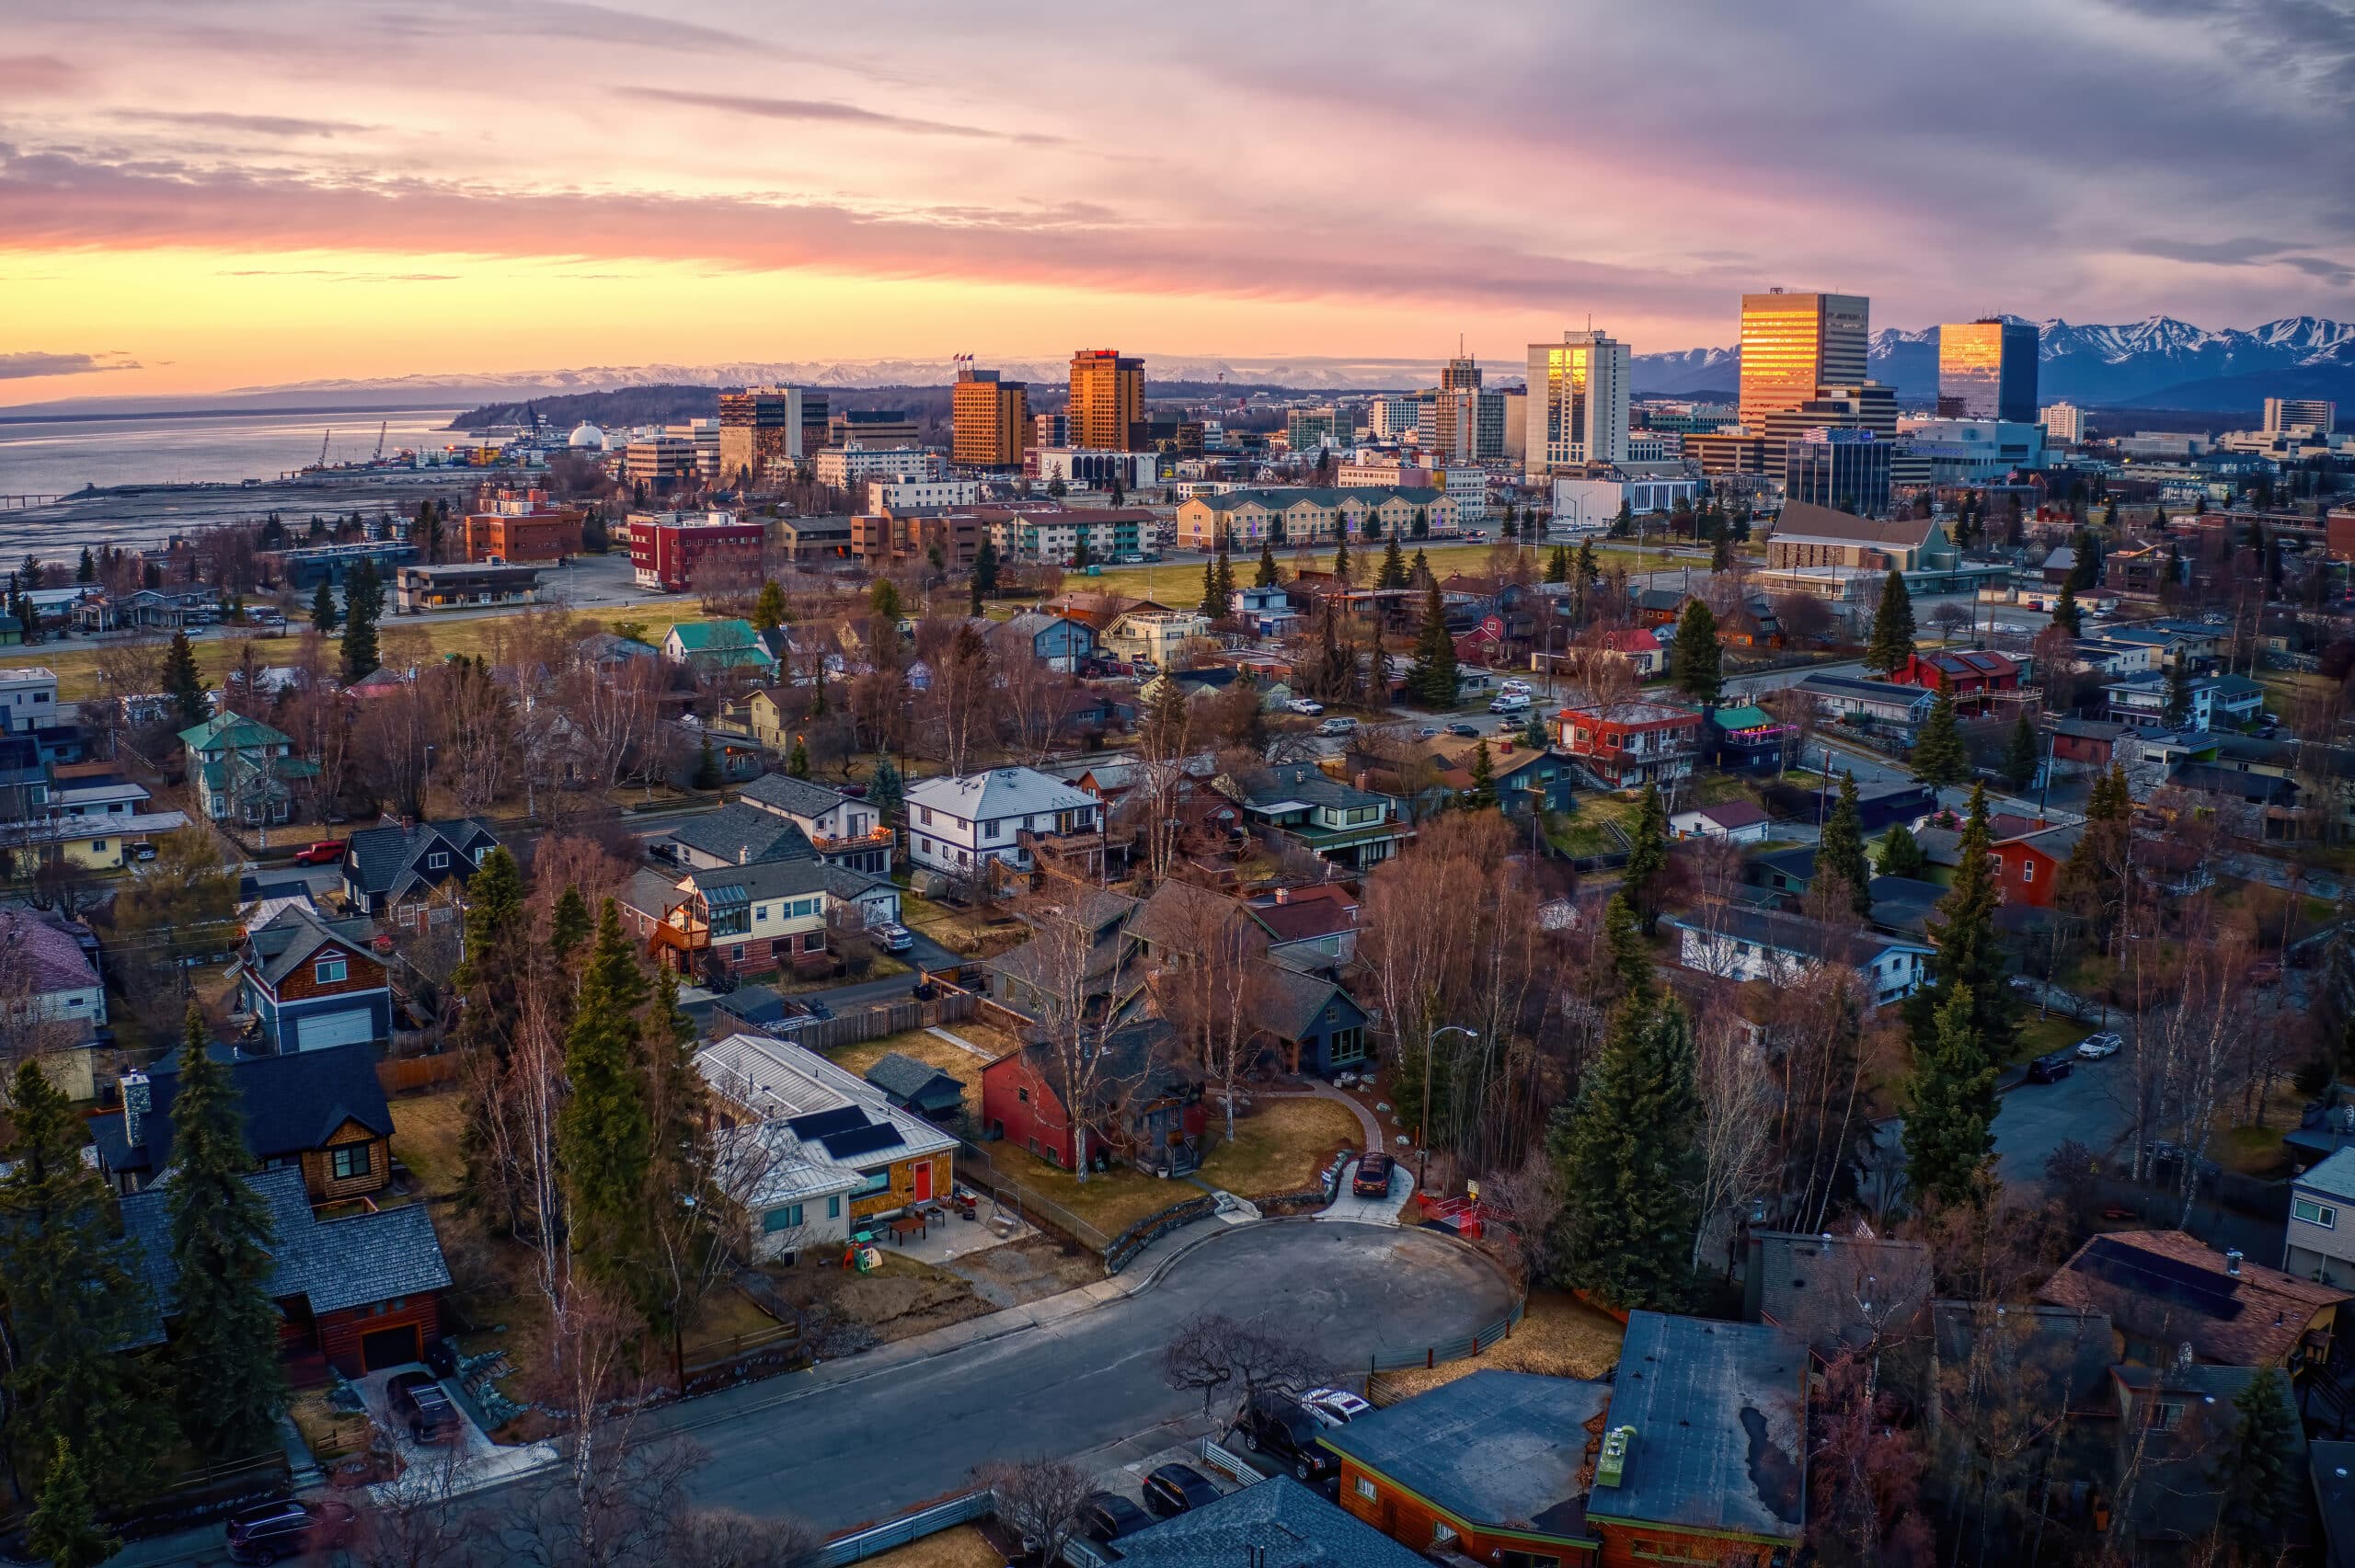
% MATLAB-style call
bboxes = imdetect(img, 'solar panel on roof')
[784,1105,868,1140]
[2084,1236,2242,1317]
[821,1123,905,1160]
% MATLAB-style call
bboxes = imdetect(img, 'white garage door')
[295,1008,375,1051]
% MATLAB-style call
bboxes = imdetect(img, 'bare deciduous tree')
[977,1457,1094,1568]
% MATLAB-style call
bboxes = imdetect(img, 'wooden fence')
[377,1054,463,1094]
[777,990,975,1052]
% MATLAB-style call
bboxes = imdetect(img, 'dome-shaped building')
[567,421,607,452]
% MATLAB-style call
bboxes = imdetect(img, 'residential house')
[0,909,109,1098]
[117,1165,449,1377]
[1582,1311,1809,1564]
[661,801,819,871]
[232,905,392,1052]
[179,711,320,826]
[1244,882,1361,966]
[1746,844,1819,897]
[2070,637,2158,677]
[1743,1230,1934,1359]
[1989,820,2082,909]
[339,818,502,921]
[622,857,896,981]
[2107,1363,2305,1556]
[662,619,783,678]
[1794,673,1935,728]
[1594,626,1666,679]
[1422,736,1577,816]
[1706,704,1798,773]
[1890,649,2021,712]
[94,1045,395,1203]
[905,767,1106,882]
[987,612,1098,670]
[2285,1148,2355,1288]
[1926,1301,2118,1516]
[0,667,59,733]
[738,772,895,876]
[2050,717,2136,772]
[2038,1230,2350,1376]
[1114,1479,1435,1568]
[1103,606,1210,670]
[1666,906,1934,1009]
[1215,762,1406,868]
[2104,670,2266,731]
[862,1052,966,1125]
[1323,1369,1613,1566]
[980,1018,1205,1176]
[697,1031,958,1256]
[1228,583,1301,638]
[72,587,217,633]
[1556,702,1703,789]
[1669,800,1773,843]
[1256,962,1371,1076]
[985,887,1142,1020]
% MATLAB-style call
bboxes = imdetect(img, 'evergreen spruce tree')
[1256,541,1280,588]
[558,903,658,1295]
[309,578,338,634]
[1668,598,1722,704]
[1819,773,1874,916]
[454,849,529,1219]
[1404,579,1458,708]
[1411,506,1428,539]
[1547,996,1700,1310]
[1600,892,1654,1004]
[1876,824,1928,878]
[1910,684,1969,787]
[1378,538,1407,590]
[868,578,902,624]
[1199,558,1223,620]
[972,536,1000,598]
[1410,547,1430,584]
[1902,985,1998,1207]
[1545,544,1569,584]
[1523,709,1548,750]
[969,575,984,616]
[1903,784,2016,1067]
[0,1062,163,1497]
[752,578,787,633]
[163,631,207,726]
[1622,782,1670,933]
[1612,500,1634,537]
[1361,509,1384,543]
[1213,547,1235,612]
[2003,709,2041,791]
[2051,580,2083,635]
[76,547,95,583]
[26,1439,115,1568]
[1710,532,1733,570]
[868,752,904,828]
[1573,539,1599,589]
[2213,1367,2303,1553]
[2163,658,2193,728]
[787,737,811,779]
[1866,568,1916,674]
[166,1007,287,1456]
[339,560,381,683]
[1332,536,1350,582]
[1465,740,1498,810]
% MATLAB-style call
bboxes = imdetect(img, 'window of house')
[827,1196,841,1219]
[1329,1027,1366,1065]
[1353,1478,1377,1502]
[316,957,348,985]
[731,944,747,961]
[427,852,449,870]
[919,807,933,827]
[1017,1086,1029,1103]
[2022,861,2036,883]
[2153,1400,2186,1431]
[763,1204,805,1233]
[91,840,106,853]
[1430,1522,1457,1547]
[331,1144,372,1180]
[854,1170,890,1197]
[2294,1196,2338,1229]
[773,938,792,959]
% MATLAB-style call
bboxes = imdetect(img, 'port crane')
[373,421,387,462]
[317,429,331,466]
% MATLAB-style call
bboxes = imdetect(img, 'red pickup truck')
[291,841,347,865]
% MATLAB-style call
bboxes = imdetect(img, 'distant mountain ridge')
[1631,315,2355,411]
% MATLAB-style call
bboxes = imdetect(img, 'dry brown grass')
[1200,1095,1361,1197]
[389,1088,468,1199]
[1374,1289,1625,1398]
[824,1029,1002,1116]
[851,1526,1002,1568]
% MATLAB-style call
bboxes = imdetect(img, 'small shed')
[864,1051,967,1124]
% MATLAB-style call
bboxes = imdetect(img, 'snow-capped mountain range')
[1630,315,2355,408]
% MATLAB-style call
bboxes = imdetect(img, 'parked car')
[1079,1492,1153,1544]
[386,1369,458,1443]
[1142,1463,1222,1517]
[1234,1391,1336,1481]
[129,841,159,862]
[1301,1387,1374,1427]
[1287,698,1326,715]
[1488,694,1531,714]
[1352,1151,1396,1197]
[1446,722,1482,738]
[291,840,347,865]
[1415,726,1441,738]
[873,921,916,954]
[2026,1050,2074,1083]
[2074,1032,2124,1059]
[1315,716,1358,737]
[1499,678,1532,694]
[226,1498,359,1563]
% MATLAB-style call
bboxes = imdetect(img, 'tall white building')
[2264,396,2336,435]
[1525,331,1629,478]
[1368,395,1422,441]
[2039,402,2085,444]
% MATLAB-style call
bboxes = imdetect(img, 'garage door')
[360,1323,420,1372]
[295,1008,374,1051]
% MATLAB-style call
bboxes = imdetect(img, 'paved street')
[1993,1028,2139,1185]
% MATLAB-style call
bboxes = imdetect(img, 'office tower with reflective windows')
[1069,349,1146,450]
[1524,331,1629,477]
[1738,291,1868,432]
[1937,318,2039,423]
[951,367,1029,469]
[1785,428,1891,516]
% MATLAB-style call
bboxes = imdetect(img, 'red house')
[1557,701,1703,789]
[1990,821,2082,909]
[2050,717,2133,769]
[1890,650,2020,713]
[980,1020,1207,1179]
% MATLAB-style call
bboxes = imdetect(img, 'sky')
[4,0,2353,403]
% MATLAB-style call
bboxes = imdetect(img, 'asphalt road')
[649,1221,1511,1530]
[1993,1023,2139,1185]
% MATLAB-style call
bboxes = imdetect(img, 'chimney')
[741,846,752,864]
[1273,887,1289,904]
[2174,1341,2194,1371]
[121,1070,150,1147]
[2225,1249,2243,1276]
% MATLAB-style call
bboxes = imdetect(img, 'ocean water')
[0,406,467,498]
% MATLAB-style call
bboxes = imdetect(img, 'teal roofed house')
[179,711,319,826]
[662,619,782,676]
[1707,703,1797,771]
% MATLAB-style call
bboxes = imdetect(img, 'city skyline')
[3,0,2352,402]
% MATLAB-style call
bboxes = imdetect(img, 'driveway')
[655,1221,1511,1529]
[1317,1159,1410,1226]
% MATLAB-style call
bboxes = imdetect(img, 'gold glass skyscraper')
[1069,349,1145,450]
[1739,291,1868,432]
[952,367,1029,468]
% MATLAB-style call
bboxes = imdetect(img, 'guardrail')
[817,1490,993,1568]
[1198,1437,1269,1489]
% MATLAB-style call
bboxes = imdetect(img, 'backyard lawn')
[389,1088,467,1199]
[825,1027,1008,1118]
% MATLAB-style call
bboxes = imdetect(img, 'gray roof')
[1111,1482,1432,1568]
[1867,875,1947,938]
[1796,672,1933,708]
[738,772,855,821]
[1665,904,1930,967]
[1749,1230,1933,1357]
[1315,1369,1609,1541]
[665,802,817,866]
[863,1051,964,1111]
[94,1042,392,1177]
[117,1165,449,1345]
[685,858,886,908]
[249,905,380,990]
[1226,761,1388,814]
[1590,1311,1808,1539]
[1932,1301,2115,1416]
[1258,964,1364,1044]
[2296,1147,2355,1205]
[343,818,500,899]
[904,766,1098,821]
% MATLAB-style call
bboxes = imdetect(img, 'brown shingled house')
[2036,1230,2349,1377]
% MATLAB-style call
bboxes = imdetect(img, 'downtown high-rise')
[1738,291,1868,432]
[951,366,1030,468]
[1936,318,2039,422]
[1523,330,1629,477]
[1068,349,1145,450]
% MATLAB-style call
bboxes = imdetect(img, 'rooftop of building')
[1589,1312,1809,1540]
[1315,1369,1608,1542]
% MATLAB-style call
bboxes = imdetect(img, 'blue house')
[1228,584,1301,638]
[232,906,392,1052]
[989,612,1097,670]
[1259,964,1370,1077]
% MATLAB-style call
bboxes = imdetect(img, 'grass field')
[1057,539,1697,606]
[389,1088,467,1198]
[824,1027,1011,1117]
[1376,1288,1625,1397]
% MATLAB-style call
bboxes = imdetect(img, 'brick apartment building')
[461,488,584,563]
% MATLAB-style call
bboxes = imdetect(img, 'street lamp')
[1420,1024,1479,1195]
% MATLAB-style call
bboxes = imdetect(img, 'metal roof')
[1315,1369,1609,1541]
[1589,1312,1808,1540]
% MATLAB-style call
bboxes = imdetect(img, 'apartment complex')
[2266,396,2336,435]
[1937,317,2039,422]
[2041,401,2086,443]
[1173,486,1456,549]
[717,386,803,483]
[951,367,1030,468]
[1738,290,1869,432]
[1069,349,1145,450]
[460,488,582,563]
[628,510,765,591]
[1524,330,1629,476]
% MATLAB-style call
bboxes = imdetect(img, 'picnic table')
[887,1213,929,1243]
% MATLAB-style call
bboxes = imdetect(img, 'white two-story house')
[618,858,899,982]
[904,768,1105,884]
[2285,1147,2355,1288]
[1667,906,1933,1011]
